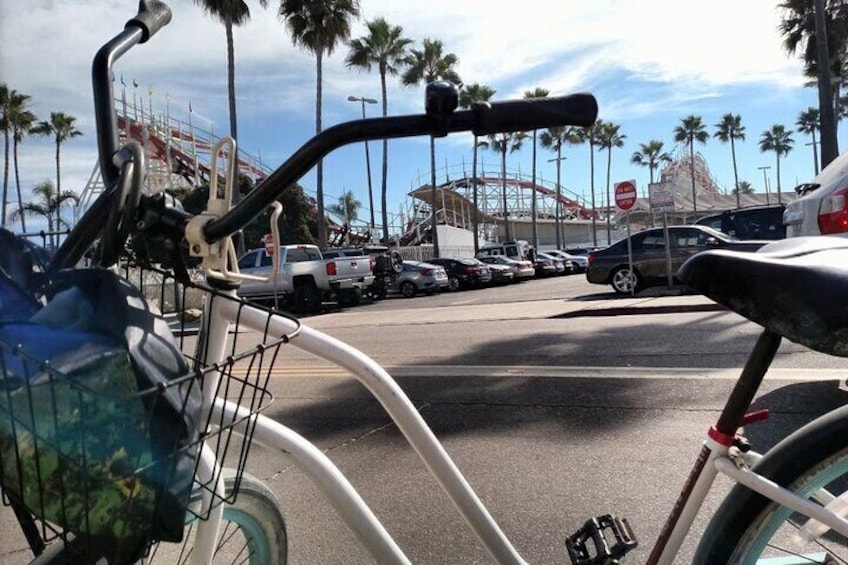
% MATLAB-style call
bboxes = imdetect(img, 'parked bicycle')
[2,2,848,564]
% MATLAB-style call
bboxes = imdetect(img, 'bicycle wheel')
[694,404,848,564]
[144,470,287,565]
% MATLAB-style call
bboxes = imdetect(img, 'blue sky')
[1,0,840,235]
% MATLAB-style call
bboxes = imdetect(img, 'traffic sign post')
[614,180,637,212]
[615,180,638,295]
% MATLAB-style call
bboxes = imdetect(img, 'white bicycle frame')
[184,290,848,565]
[179,139,848,564]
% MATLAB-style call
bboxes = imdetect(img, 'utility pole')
[347,96,378,240]
[758,166,772,205]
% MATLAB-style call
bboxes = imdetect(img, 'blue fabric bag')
[0,230,202,563]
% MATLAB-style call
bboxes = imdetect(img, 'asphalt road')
[3,275,848,564]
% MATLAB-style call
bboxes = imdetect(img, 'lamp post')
[758,165,772,205]
[347,95,378,240]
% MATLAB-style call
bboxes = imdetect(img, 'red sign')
[614,180,638,211]
[264,233,275,255]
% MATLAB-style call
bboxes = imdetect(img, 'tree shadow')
[263,314,844,450]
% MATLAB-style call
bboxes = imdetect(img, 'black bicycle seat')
[678,236,848,357]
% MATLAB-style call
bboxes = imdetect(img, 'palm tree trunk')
[315,51,326,249]
[472,136,479,253]
[689,140,697,216]
[731,137,740,209]
[225,18,238,142]
[776,154,782,204]
[812,131,820,175]
[430,135,439,256]
[13,138,25,232]
[55,140,61,247]
[2,129,10,227]
[380,72,389,247]
[501,149,510,241]
[589,142,597,247]
[530,131,538,250]
[605,148,612,243]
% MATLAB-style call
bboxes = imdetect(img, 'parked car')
[695,204,786,240]
[468,258,513,285]
[477,255,535,281]
[545,249,583,274]
[427,257,493,291]
[783,149,848,238]
[390,261,449,297]
[585,225,769,295]
[532,254,557,277]
[536,252,568,275]
[323,245,404,299]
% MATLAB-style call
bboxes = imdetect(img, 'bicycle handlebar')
[202,93,598,242]
[126,0,172,43]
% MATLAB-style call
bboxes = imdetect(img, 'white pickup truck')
[236,244,374,312]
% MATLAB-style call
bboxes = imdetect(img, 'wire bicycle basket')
[0,260,299,563]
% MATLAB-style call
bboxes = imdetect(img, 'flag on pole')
[188,99,192,113]
[121,74,126,87]
[133,79,139,89]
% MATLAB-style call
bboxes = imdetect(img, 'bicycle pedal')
[565,514,638,565]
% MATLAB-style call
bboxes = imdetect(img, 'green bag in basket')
[0,267,202,563]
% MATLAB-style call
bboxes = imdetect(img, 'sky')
[0,0,840,237]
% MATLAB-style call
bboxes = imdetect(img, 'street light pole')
[348,95,378,240]
[758,165,772,205]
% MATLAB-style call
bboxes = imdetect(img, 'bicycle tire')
[693,404,848,564]
[144,470,287,565]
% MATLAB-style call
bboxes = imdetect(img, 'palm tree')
[8,92,37,232]
[540,126,581,249]
[577,121,605,246]
[0,84,12,227]
[194,0,268,143]
[401,38,461,257]
[630,140,672,221]
[673,115,709,216]
[280,0,361,249]
[597,121,626,243]
[779,0,848,165]
[327,189,361,223]
[478,131,527,242]
[345,17,412,247]
[458,83,496,253]
[522,87,550,250]
[734,180,754,195]
[10,180,78,247]
[31,111,82,234]
[759,124,795,203]
[797,107,821,175]
[713,113,746,209]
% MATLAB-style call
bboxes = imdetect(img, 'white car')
[783,150,848,237]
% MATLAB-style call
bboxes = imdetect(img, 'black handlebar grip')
[471,93,598,136]
[126,0,172,43]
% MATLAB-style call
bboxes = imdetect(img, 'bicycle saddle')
[678,236,848,357]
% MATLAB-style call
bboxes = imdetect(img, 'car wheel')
[447,276,461,292]
[400,280,417,298]
[293,284,322,313]
[610,266,640,295]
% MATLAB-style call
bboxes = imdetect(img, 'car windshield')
[695,225,737,241]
